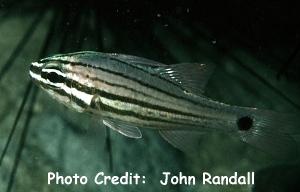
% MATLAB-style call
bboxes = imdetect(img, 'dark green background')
[0,0,299,191]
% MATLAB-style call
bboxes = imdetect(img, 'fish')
[29,51,299,159]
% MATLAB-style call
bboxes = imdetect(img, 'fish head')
[30,53,95,113]
[29,57,73,109]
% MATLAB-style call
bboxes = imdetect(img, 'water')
[0,1,300,191]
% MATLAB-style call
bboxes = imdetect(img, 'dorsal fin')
[155,63,215,95]
[108,54,215,95]
[108,53,163,66]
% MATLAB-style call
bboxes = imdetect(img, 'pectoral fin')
[91,95,142,139]
[159,130,206,153]
[103,119,142,139]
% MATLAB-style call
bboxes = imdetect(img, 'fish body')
[29,51,299,158]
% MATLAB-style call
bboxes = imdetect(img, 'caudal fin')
[233,107,300,160]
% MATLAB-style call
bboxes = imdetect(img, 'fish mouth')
[29,62,43,84]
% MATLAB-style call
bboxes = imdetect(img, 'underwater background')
[0,0,300,191]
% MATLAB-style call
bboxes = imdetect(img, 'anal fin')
[159,130,206,153]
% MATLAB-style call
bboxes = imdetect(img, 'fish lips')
[29,61,44,85]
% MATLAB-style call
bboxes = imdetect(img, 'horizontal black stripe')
[66,69,215,122]
[42,52,165,80]
[70,68,168,105]
[95,99,200,127]
[31,61,218,126]
[43,58,209,108]
[30,65,41,74]
[59,52,182,89]
[30,70,88,109]
[68,78,216,121]
[71,94,89,108]
[106,56,182,89]
[69,79,198,118]
[37,78,69,98]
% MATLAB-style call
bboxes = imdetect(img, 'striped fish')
[29,51,299,158]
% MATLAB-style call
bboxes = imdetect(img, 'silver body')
[30,52,236,131]
[29,51,299,158]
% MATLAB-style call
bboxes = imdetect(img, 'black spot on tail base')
[237,116,253,131]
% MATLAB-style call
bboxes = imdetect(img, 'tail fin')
[233,107,300,160]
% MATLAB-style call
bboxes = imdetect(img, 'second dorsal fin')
[155,63,215,95]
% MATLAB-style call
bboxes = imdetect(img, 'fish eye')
[47,71,64,83]
[237,116,253,131]
[41,65,65,88]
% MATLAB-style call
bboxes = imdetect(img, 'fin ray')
[159,130,206,153]
[234,107,300,159]
[155,63,215,95]
[108,53,163,66]
[103,119,142,139]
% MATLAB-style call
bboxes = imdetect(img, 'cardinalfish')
[29,51,299,158]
